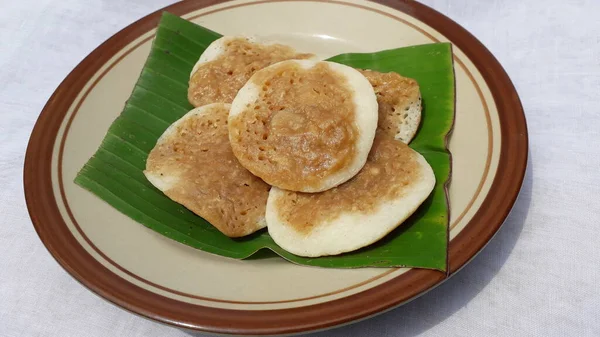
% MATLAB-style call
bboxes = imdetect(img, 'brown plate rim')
[23,0,528,335]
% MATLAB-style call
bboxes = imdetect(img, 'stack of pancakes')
[144,36,434,257]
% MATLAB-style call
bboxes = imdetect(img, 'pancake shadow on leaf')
[414,96,426,137]
[230,227,267,243]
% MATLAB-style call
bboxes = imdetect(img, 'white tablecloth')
[2,0,599,336]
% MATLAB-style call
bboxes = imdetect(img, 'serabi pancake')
[359,69,422,144]
[265,133,435,257]
[144,103,270,238]
[228,59,379,193]
[188,36,314,107]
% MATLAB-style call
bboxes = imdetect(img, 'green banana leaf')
[75,12,453,270]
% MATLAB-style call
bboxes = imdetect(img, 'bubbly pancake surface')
[229,60,378,192]
[359,69,422,143]
[188,37,314,107]
[266,132,436,257]
[144,103,270,237]
[275,135,420,232]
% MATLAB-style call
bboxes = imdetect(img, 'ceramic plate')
[24,0,527,335]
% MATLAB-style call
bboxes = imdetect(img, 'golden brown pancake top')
[188,38,313,107]
[274,133,422,234]
[145,104,270,237]
[229,61,359,192]
[359,69,420,138]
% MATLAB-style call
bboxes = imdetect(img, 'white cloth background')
[1,0,599,336]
